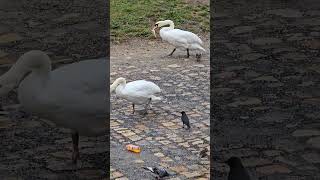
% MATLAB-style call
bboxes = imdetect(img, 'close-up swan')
[0,50,108,164]
[110,77,161,114]
[152,19,206,61]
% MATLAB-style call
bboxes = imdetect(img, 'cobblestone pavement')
[110,36,210,179]
[0,0,108,179]
[212,0,320,179]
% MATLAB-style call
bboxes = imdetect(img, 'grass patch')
[111,0,209,41]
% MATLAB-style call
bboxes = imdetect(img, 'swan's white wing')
[46,58,108,114]
[124,80,161,96]
[162,29,203,45]
[19,58,108,136]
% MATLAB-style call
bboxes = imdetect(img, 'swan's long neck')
[0,50,51,93]
[110,80,126,93]
[110,82,118,93]
[167,21,174,29]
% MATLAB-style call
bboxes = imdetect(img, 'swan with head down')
[152,19,206,61]
[110,77,161,114]
[0,50,108,164]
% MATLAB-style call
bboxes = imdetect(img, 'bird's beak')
[152,27,157,38]
[152,24,158,38]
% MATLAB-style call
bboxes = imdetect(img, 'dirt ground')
[110,35,210,180]
[0,0,108,179]
[212,0,320,179]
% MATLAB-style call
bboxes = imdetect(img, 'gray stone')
[292,129,320,137]
[81,147,108,155]
[310,32,320,36]
[302,153,320,163]
[250,37,282,46]
[286,33,310,41]
[242,157,272,167]
[229,26,256,35]
[253,76,279,82]
[307,137,320,149]
[225,66,248,71]
[263,150,282,157]
[304,10,320,16]
[266,9,303,18]
[282,53,307,61]
[0,50,8,58]
[257,111,291,123]
[213,88,234,96]
[237,44,252,54]
[275,156,298,166]
[272,47,297,54]
[53,13,81,23]
[213,71,236,79]
[228,97,262,107]
[46,159,93,171]
[294,18,320,26]
[0,33,23,44]
[244,71,261,78]
[241,53,266,61]
[214,19,241,27]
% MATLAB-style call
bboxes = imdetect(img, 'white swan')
[110,77,161,114]
[152,20,206,61]
[0,50,108,164]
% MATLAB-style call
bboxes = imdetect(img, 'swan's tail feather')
[193,44,206,53]
[199,46,206,52]
[151,96,161,101]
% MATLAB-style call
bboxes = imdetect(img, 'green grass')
[111,0,209,41]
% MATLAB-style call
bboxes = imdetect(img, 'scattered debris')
[126,144,141,153]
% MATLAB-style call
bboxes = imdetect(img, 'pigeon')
[180,111,190,129]
[225,157,251,180]
[153,167,170,178]
[143,166,170,179]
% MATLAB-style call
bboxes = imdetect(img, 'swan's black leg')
[144,98,152,114]
[72,131,80,164]
[196,54,201,61]
[168,48,176,56]
[132,103,135,114]
[187,49,190,58]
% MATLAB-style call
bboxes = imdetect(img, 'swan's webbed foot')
[72,131,80,164]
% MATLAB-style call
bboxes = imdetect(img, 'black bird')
[225,157,251,180]
[143,166,170,179]
[153,166,170,178]
[180,111,190,129]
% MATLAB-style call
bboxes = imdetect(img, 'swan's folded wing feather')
[125,80,161,95]
[165,29,203,45]
[42,58,108,116]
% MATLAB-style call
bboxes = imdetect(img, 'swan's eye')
[155,24,158,27]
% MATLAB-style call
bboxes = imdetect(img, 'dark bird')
[143,166,170,179]
[199,148,208,158]
[153,166,170,178]
[180,111,190,129]
[225,157,251,180]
